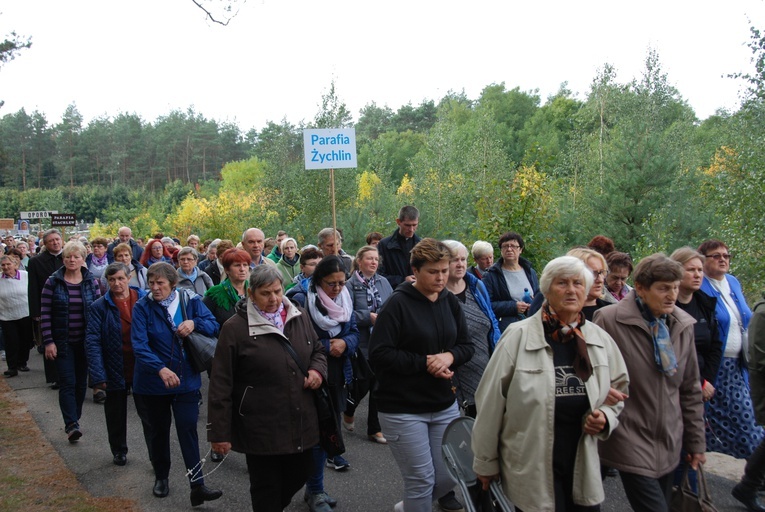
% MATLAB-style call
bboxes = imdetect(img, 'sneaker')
[437,491,464,512]
[18,365,30,372]
[66,425,82,443]
[304,490,337,508]
[368,432,388,444]
[325,455,350,471]
[306,491,333,512]
[393,501,405,512]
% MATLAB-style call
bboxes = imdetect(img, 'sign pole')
[330,168,337,236]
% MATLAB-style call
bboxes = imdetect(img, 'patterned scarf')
[91,253,108,267]
[542,303,592,381]
[158,290,178,332]
[253,300,285,332]
[356,271,383,313]
[636,296,677,376]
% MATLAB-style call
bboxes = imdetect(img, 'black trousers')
[741,437,765,490]
[103,388,153,457]
[0,317,32,370]
[245,450,312,512]
[619,471,673,512]
[33,320,58,384]
[134,390,203,487]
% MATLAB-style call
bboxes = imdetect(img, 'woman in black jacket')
[370,238,473,512]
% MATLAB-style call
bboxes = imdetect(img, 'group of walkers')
[2,204,765,512]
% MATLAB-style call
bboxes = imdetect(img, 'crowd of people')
[2,205,765,512]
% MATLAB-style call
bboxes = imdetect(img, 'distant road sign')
[20,211,58,220]
[51,214,77,227]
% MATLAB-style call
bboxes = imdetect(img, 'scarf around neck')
[542,303,592,381]
[307,284,352,337]
[636,296,677,376]
[253,300,286,332]
[356,270,383,312]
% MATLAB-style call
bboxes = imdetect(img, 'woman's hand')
[426,352,455,379]
[369,312,378,325]
[304,369,323,389]
[211,442,231,456]
[158,367,180,388]
[583,409,607,435]
[702,381,716,402]
[477,473,499,491]
[604,387,629,406]
[44,343,57,360]
[176,319,195,338]
[329,338,347,358]
[687,452,706,470]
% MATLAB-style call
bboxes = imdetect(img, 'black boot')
[732,483,765,512]
[733,439,765,512]
[190,485,222,507]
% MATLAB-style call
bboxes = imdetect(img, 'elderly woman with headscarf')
[473,256,628,512]
[131,262,222,506]
[0,254,33,377]
[594,254,705,512]
[41,241,101,442]
[208,265,327,512]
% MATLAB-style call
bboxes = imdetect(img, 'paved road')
[5,351,753,511]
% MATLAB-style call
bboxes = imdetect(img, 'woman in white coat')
[472,256,629,512]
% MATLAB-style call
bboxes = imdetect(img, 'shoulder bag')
[277,337,345,457]
[179,291,217,374]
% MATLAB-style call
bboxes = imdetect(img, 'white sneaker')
[393,501,404,512]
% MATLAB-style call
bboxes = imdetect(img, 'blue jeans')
[379,402,459,512]
[53,342,88,429]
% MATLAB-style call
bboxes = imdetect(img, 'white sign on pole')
[20,210,58,219]
[303,128,357,170]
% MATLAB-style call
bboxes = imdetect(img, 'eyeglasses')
[323,280,346,289]
[706,253,731,261]
[501,244,521,251]
[592,270,608,279]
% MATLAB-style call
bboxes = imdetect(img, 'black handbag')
[277,338,345,457]
[671,463,719,512]
[178,291,217,374]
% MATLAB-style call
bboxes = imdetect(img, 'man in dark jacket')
[378,205,421,289]
[107,226,144,261]
[27,228,64,386]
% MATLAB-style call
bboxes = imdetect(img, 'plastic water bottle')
[522,288,533,304]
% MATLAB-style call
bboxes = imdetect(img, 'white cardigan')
[0,270,30,321]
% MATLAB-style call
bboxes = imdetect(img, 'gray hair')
[104,262,131,280]
[160,237,175,246]
[471,240,493,258]
[539,256,594,296]
[208,238,222,250]
[178,246,199,260]
[42,228,62,243]
[62,240,87,259]
[442,239,468,259]
[317,228,340,246]
[16,241,28,250]
[249,264,284,290]
[146,262,179,286]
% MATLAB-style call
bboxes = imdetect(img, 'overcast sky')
[1,0,764,131]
